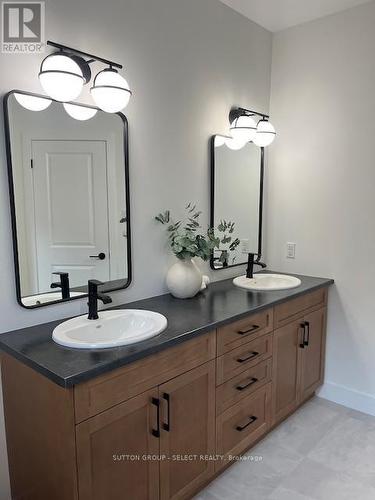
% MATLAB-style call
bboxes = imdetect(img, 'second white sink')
[233,273,302,292]
[52,310,168,349]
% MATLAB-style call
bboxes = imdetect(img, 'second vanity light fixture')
[228,107,276,149]
[38,40,132,113]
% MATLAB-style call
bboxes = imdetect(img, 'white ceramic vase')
[166,259,203,299]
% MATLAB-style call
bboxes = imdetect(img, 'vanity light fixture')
[63,102,98,121]
[230,114,257,143]
[225,136,247,150]
[229,107,276,148]
[14,92,52,111]
[38,41,132,112]
[91,68,131,113]
[253,119,276,147]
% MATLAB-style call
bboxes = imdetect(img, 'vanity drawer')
[74,332,216,423]
[274,288,328,329]
[216,383,271,465]
[217,308,273,355]
[216,334,273,385]
[216,359,272,415]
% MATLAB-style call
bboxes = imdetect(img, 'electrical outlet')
[286,242,296,259]
[240,239,250,254]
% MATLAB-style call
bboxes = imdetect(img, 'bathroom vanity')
[0,274,333,500]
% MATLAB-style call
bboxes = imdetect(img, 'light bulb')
[225,136,247,151]
[253,119,276,147]
[230,115,257,143]
[14,93,52,111]
[63,103,98,121]
[39,53,84,102]
[91,68,132,113]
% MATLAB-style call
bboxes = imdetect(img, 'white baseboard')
[318,381,375,416]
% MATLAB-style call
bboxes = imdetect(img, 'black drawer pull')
[237,325,260,336]
[236,377,258,391]
[151,398,160,438]
[236,416,258,432]
[162,393,170,432]
[304,321,310,347]
[299,323,306,349]
[237,351,260,363]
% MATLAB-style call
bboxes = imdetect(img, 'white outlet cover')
[287,242,296,259]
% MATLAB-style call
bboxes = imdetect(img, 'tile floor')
[194,397,375,500]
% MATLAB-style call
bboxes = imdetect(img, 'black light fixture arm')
[229,107,269,124]
[46,40,123,69]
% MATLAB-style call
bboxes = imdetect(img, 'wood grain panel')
[216,334,273,385]
[216,383,271,469]
[216,359,272,415]
[1,354,78,500]
[216,309,273,355]
[159,361,216,500]
[76,389,159,500]
[274,288,328,329]
[75,332,216,422]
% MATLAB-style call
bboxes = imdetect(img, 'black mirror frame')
[3,89,132,309]
[209,135,265,271]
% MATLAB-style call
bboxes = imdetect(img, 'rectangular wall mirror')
[4,90,131,308]
[210,135,264,270]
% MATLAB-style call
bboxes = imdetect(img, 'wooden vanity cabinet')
[76,361,216,500]
[1,287,330,500]
[76,389,160,500]
[272,291,328,425]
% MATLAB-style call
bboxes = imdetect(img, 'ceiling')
[219,0,373,32]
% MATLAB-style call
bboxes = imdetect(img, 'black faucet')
[246,253,267,279]
[51,272,70,300]
[87,280,112,320]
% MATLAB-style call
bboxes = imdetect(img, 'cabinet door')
[299,308,327,403]
[159,361,216,500]
[76,389,160,500]
[272,320,304,425]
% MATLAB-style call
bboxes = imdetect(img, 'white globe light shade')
[39,53,84,102]
[230,115,257,143]
[214,135,226,148]
[91,69,131,113]
[225,136,247,151]
[63,103,98,121]
[253,120,276,147]
[14,93,52,111]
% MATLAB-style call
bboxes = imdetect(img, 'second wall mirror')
[4,90,131,308]
[210,135,264,270]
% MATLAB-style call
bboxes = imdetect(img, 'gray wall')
[267,2,375,415]
[0,0,272,495]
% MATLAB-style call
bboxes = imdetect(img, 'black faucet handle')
[52,272,69,277]
[88,279,104,287]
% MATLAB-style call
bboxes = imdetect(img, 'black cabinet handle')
[151,398,160,438]
[236,377,258,391]
[304,321,310,347]
[237,325,260,336]
[236,416,258,432]
[162,393,170,432]
[237,351,260,363]
[299,323,306,349]
[89,252,106,260]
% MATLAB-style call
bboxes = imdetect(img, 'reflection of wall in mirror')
[9,99,128,297]
[215,141,260,266]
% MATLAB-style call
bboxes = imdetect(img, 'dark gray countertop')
[0,273,333,388]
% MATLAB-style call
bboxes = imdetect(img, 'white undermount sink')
[233,273,302,292]
[52,310,168,349]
